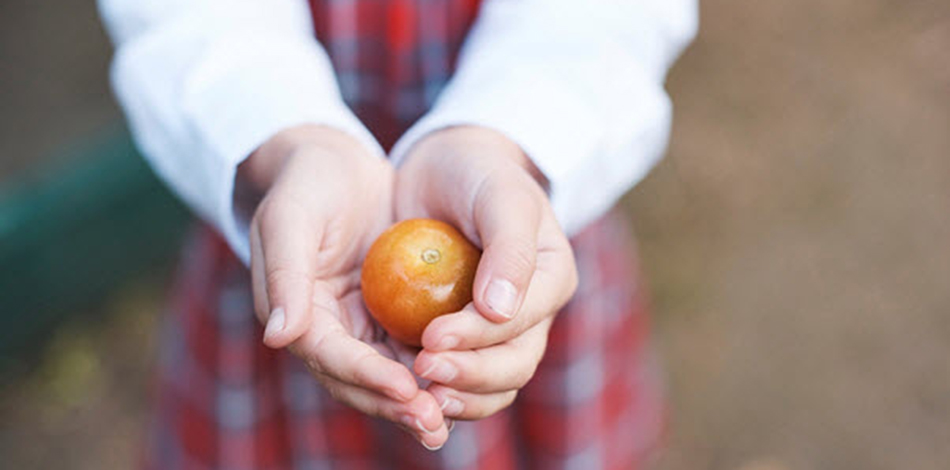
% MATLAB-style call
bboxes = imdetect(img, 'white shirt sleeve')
[98,0,384,264]
[391,0,698,236]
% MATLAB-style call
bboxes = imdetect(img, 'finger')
[415,317,551,393]
[338,288,421,373]
[249,220,270,324]
[336,286,382,342]
[292,307,419,402]
[422,226,575,351]
[254,196,322,349]
[317,374,449,449]
[427,384,518,421]
[470,176,541,322]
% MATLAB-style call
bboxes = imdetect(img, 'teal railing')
[0,127,190,364]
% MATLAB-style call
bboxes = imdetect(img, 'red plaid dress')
[145,1,666,469]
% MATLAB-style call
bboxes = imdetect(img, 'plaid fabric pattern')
[146,216,664,470]
[307,0,480,150]
[144,1,665,468]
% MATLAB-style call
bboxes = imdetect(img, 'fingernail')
[446,418,456,433]
[485,279,518,319]
[435,335,459,351]
[263,307,286,340]
[421,439,444,451]
[420,358,458,383]
[440,396,464,416]
[415,418,439,435]
[400,415,439,435]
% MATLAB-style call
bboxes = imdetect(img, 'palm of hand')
[245,128,449,448]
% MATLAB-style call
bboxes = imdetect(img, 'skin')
[241,125,447,449]
[242,124,578,450]
[395,126,578,423]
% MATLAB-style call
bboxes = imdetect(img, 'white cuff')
[391,67,671,237]
[182,37,384,263]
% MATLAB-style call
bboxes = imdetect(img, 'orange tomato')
[361,219,481,347]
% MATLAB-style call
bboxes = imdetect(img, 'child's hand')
[395,126,579,420]
[242,125,449,449]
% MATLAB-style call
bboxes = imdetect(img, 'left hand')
[395,126,579,420]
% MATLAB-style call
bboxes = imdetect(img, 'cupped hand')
[241,125,449,449]
[395,126,579,420]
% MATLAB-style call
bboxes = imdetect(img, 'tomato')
[361,219,481,347]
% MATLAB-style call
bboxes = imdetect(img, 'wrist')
[239,124,378,193]
[411,126,550,191]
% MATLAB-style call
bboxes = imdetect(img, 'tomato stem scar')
[421,248,441,264]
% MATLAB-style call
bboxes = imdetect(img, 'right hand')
[241,125,449,449]
[394,126,578,422]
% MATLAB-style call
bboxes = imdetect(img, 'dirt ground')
[2,0,949,469]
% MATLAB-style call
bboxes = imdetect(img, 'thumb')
[250,199,320,349]
[471,180,540,323]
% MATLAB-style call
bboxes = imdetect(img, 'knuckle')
[257,193,312,229]
[505,331,548,389]
[299,335,334,375]
[566,253,579,295]
[502,390,519,409]
[475,324,502,347]
[324,382,348,404]
[307,330,336,367]
[512,364,537,390]
[503,351,540,390]
[304,355,326,376]
[511,311,535,338]
[362,397,383,419]
[350,351,381,385]
[557,248,580,307]
[475,391,519,419]
[498,240,536,281]
[264,266,310,292]
[466,400,493,420]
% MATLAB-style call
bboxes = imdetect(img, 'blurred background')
[1,0,948,469]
